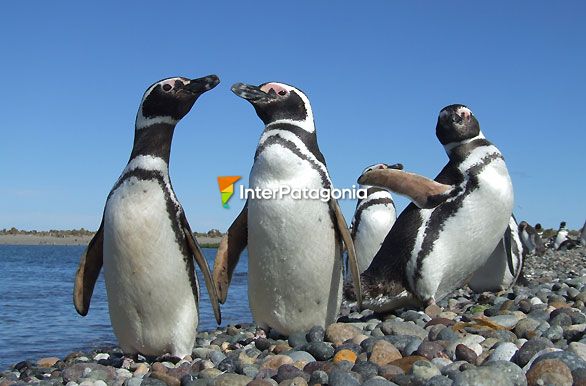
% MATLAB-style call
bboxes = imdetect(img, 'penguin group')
[74,74,566,358]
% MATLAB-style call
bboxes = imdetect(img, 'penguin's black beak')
[386,163,404,170]
[231,83,277,104]
[183,75,220,94]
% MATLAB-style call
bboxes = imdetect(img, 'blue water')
[0,245,251,369]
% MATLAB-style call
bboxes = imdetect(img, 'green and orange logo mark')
[217,176,241,208]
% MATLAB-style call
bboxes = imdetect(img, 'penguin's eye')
[162,84,172,92]
[278,90,287,96]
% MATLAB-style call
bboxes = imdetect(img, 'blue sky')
[1,1,585,232]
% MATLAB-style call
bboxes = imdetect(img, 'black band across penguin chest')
[108,167,198,299]
[412,148,505,286]
[254,123,331,189]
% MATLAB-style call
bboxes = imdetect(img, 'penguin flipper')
[358,168,454,209]
[182,216,222,325]
[329,198,362,308]
[73,219,104,316]
[213,203,248,304]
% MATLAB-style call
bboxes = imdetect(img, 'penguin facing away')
[351,163,403,274]
[73,75,222,357]
[469,215,524,292]
[212,81,362,335]
[357,104,514,312]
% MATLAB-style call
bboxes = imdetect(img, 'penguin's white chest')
[246,144,342,335]
[353,204,396,273]
[555,230,568,249]
[409,157,514,301]
[103,176,197,356]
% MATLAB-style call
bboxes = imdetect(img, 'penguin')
[581,220,586,246]
[518,220,545,256]
[73,75,222,357]
[554,221,569,250]
[468,215,523,292]
[356,104,514,312]
[212,81,362,335]
[351,163,403,274]
[535,223,544,237]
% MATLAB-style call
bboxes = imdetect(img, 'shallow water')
[0,245,251,369]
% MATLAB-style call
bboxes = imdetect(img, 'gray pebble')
[410,360,441,380]
[306,326,325,343]
[309,369,328,385]
[328,369,361,386]
[362,377,398,386]
[241,365,259,379]
[514,337,555,367]
[208,351,226,366]
[381,319,428,340]
[487,342,518,362]
[286,350,316,363]
[425,375,454,386]
[351,360,379,380]
[288,331,308,348]
[544,325,564,341]
[531,349,586,371]
[303,342,334,361]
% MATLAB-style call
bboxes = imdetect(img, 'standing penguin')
[351,163,402,274]
[554,221,569,250]
[357,104,514,311]
[581,220,586,246]
[469,215,524,292]
[518,221,545,256]
[212,82,361,335]
[73,76,222,357]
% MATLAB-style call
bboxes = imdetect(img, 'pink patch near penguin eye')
[260,83,288,96]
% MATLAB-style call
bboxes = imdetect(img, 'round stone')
[307,326,325,343]
[255,338,271,351]
[526,359,573,386]
[325,323,362,345]
[409,360,441,380]
[304,342,335,361]
[351,360,380,380]
[487,342,518,362]
[455,344,477,363]
[369,340,402,366]
[274,364,307,383]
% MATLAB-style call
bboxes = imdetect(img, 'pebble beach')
[2,247,586,386]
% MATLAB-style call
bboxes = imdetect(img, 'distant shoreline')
[0,234,222,247]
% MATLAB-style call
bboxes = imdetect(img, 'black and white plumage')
[212,82,361,335]
[351,163,402,274]
[581,220,586,246]
[73,76,221,357]
[518,220,546,256]
[469,215,524,292]
[554,221,570,250]
[357,104,514,312]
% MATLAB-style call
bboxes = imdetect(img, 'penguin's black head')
[436,104,481,146]
[231,82,313,126]
[535,223,542,231]
[136,75,220,129]
[560,221,567,228]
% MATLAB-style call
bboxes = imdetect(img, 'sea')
[0,245,251,370]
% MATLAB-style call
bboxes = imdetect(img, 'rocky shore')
[2,248,586,386]
[0,235,221,248]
